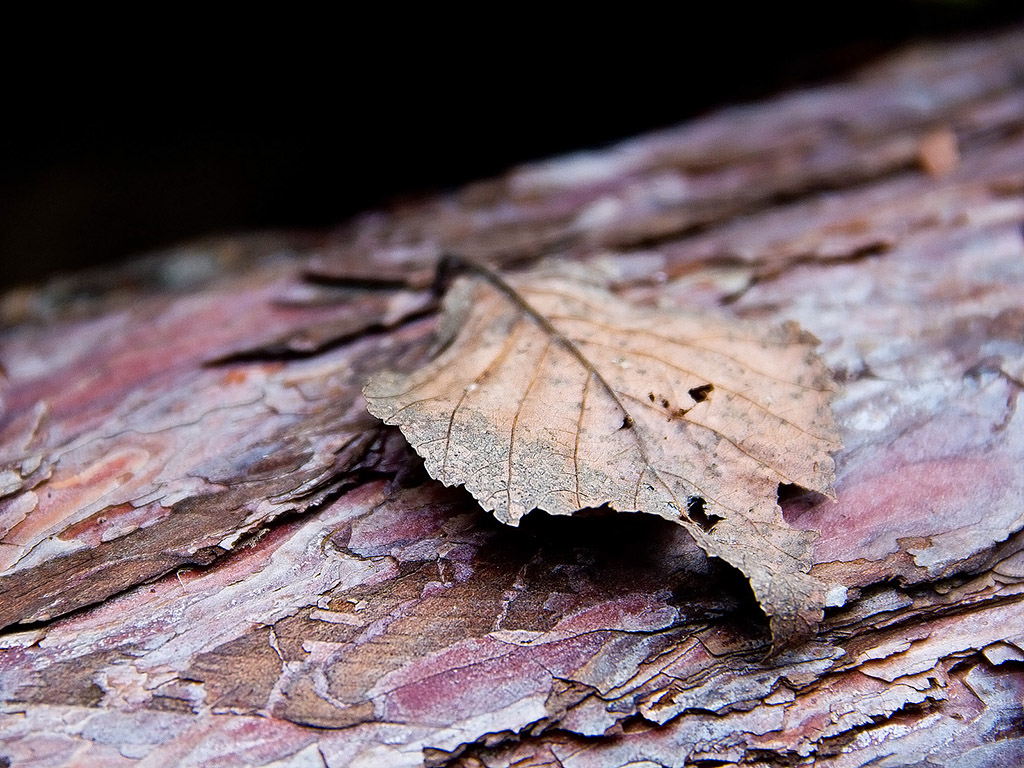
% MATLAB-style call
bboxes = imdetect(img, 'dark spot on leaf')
[648,392,656,403]
[620,415,634,430]
[776,483,804,504]
[689,383,714,403]
[660,396,670,409]
[686,496,723,532]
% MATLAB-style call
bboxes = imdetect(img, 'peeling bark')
[2,27,1024,768]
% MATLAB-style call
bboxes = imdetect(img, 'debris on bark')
[2,27,1024,768]
[364,258,841,647]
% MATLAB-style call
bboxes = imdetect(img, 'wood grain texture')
[2,27,1024,768]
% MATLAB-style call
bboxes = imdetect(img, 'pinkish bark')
[2,27,1024,768]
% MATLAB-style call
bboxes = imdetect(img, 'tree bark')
[2,27,1024,768]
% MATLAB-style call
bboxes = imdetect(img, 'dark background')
[3,2,1022,291]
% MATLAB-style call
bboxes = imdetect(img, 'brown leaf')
[363,260,841,646]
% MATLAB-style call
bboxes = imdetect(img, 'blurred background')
[3,1,1022,291]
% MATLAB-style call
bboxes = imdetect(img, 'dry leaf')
[364,260,841,646]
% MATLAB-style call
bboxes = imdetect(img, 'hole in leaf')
[688,383,714,403]
[686,496,723,532]
[777,482,836,523]
[776,483,805,504]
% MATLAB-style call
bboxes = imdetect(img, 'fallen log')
[2,26,1023,768]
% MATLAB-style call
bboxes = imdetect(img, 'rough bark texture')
[2,28,1024,768]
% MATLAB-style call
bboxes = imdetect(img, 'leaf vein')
[550,314,834,394]
[581,337,836,444]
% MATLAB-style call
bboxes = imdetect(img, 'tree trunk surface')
[3,28,1024,768]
